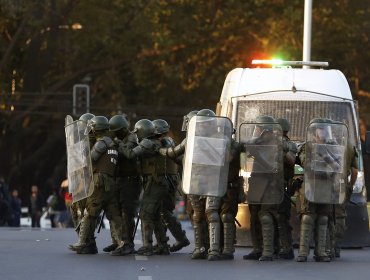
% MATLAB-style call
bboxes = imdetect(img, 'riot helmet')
[109,115,129,131]
[79,113,95,123]
[133,119,155,140]
[182,110,198,131]
[309,118,333,142]
[253,115,275,138]
[89,116,109,132]
[153,119,170,135]
[276,118,291,133]
[197,109,216,117]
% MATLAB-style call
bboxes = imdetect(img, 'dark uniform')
[296,119,342,262]
[156,135,190,253]
[219,139,244,260]
[243,116,284,261]
[70,116,124,255]
[276,119,297,259]
[120,119,172,256]
[69,113,95,233]
[328,144,358,258]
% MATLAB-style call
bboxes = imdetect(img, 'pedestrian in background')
[29,185,44,228]
[9,189,22,227]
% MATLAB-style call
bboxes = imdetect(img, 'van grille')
[235,100,357,146]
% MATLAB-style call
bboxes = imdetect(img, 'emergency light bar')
[252,60,329,68]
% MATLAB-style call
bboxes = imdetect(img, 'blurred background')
[0,0,369,209]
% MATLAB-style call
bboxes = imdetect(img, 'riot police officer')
[328,121,358,259]
[219,131,245,260]
[120,119,171,256]
[152,119,190,253]
[275,118,297,259]
[69,113,95,231]
[105,114,142,256]
[296,118,342,262]
[70,116,125,254]
[161,109,230,260]
[242,115,284,261]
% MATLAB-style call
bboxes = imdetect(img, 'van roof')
[220,67,353,105]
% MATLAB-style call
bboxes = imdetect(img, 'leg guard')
[249,204,262,254]
[259,213,274,261]
[316,215,330,262]
[191,223,207,259]
[221,213,235,256]
[208,221,221,261]
[222,223,235,259]
[297,214,313,262]
[73,215,98,254]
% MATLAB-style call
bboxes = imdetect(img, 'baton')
[235,218,242,227]
[132,214,140,240]
[97,211,105,234]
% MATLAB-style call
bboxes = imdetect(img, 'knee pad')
[193,210,205,223]
[259,214,273,226]
[206,211,220,223]
[301,214,314,226]
[317,215,328,226]
[221,213,234,223]
[206,196,221,210]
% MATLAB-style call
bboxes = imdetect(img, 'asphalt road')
[1,221,370,280]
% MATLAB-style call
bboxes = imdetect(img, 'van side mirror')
[365,131,370,154]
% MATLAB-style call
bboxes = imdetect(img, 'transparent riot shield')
[182,116,233,197]
[239,122,284,204]
[65,115,94,203]
[304,121,348,204]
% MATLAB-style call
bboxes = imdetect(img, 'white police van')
[217,60,370,247]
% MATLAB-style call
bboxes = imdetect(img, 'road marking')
[135,255,148,261]
[138,276,152,280]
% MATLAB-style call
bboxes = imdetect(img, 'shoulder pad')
[287,141,298,153]
[102,136,115,148]
[126,133,138,144]
[94,140,108,153]
[161,137,175,148]
[140,138,155,150]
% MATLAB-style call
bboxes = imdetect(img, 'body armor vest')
[141,138,179,176]
[93,140,118,176]
[117,156,139,177]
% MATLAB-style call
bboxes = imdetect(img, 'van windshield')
[235,99,358,147]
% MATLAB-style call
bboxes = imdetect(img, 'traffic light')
[72,84,90,116]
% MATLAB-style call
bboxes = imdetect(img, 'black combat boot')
[110,242,135,256]
[278,248,295,260]
[220,222,235,260]
[243,250,262,260]
[76,240,98,254]
[103,243,118,253]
